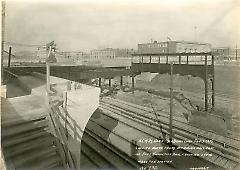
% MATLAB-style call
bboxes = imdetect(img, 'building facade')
[212,47,239,61]
[89,48,135,60]
[137,40,211,54]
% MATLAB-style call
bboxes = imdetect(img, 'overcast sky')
[4,0,240,52]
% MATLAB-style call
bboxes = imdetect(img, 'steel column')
[99,78,101,87]
[120,76,123,86]
[132,76,135,94]
[8,46,12,68]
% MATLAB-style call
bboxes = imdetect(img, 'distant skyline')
[4,0,240,52]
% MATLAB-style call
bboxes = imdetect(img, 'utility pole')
[46,41,56,93]
[1,1,6,84]
[46,48,51,92]
[169,63,173,145]
[7,46,11,67]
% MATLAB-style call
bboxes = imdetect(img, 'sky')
[4,0,240,52]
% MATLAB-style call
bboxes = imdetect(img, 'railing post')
[149,56,152,63]
[187,55,189,64]
[65,111,68,138]
[64,91,67,108]
[158,56,160,63]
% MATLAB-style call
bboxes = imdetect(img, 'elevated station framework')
[131,52,215,112]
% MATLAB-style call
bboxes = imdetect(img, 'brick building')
[90,48,135,60]
[137,40,211,54]
[212,47,239,61]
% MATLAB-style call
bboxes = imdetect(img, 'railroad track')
[100,97,240,170]
[93,106,225,170]
[102,96,240,143]
[81,128,139,170]
[84,117,176,170]
[101,97,240,151]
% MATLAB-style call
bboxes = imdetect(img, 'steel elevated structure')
[131,52,215,111]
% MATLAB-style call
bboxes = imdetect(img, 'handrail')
[49,106,75,169]
[131,53,214,65]
[3,69,19,79]
[46,105,71,170]
[132,52,213,56]
[48,87,83,169]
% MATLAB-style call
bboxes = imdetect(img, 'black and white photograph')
[1,0,240,169]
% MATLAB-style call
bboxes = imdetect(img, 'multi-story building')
[212,47,239,61]
[86,48,135,67]
[89,48,135,60]
[212,47,230,60]
[54,51,88,64]
[137,40,211,54]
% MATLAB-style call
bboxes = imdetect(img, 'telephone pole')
[1,1,6,84]
[46,41,56,93]
[169,62,173,144]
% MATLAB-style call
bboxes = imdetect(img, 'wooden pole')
[204,55,208,111]
[1,1,6,85]
[169,63,173,144]
[8,46,12,67]
[132,76,135,94]
[46,46,52,92]
[46,64,50,92]
[212,54,215,110]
